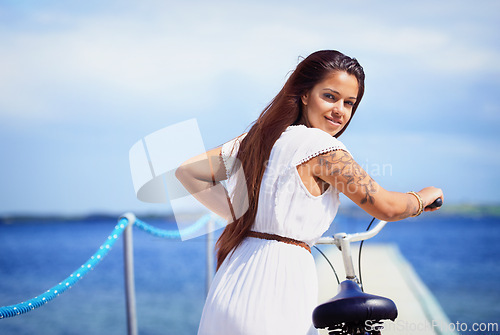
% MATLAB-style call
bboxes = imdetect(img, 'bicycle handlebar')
[317,197,443,246]
[425,197,443,209]
[316,219,388,246]
[316,197,444,281]
[314,197,444,291]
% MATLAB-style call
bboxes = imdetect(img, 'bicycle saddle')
[313,280,398,329]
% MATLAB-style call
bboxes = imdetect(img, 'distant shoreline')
[1,203,500,224]
[0,212,177,225]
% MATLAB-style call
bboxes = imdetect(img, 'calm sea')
[0,211,499,335]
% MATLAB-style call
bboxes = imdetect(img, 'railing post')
[121,213,138,335]
[206,217,214,296]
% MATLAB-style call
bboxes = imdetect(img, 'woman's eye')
[345,101,354,107]
[324,93,335,100]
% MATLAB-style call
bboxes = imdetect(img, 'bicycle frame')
[313,220,396,334]
[316,220,388,282]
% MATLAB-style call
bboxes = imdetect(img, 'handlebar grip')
[425,197,443,209]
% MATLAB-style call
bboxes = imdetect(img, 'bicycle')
[313,198,443,335]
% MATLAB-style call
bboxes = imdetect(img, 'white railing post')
[121,213,138,335]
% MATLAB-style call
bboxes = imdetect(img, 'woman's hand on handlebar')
[417,187,444,212]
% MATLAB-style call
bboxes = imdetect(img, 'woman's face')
[300,71,359,136]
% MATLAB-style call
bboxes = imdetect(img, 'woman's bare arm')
[175,147,235,221]
[308,150,443,221]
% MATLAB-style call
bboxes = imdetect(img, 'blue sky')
[0,0,499,215]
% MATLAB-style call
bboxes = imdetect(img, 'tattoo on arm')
[316,150,377,205]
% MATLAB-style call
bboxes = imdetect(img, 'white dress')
[198,125,349,335]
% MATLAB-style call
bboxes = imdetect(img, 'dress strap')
[247,231,311,253]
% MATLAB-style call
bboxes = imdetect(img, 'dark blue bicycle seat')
[313,280,398,329]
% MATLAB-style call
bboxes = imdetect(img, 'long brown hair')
[216,50,365,269]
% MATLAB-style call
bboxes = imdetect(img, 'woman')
[176,50,443,335]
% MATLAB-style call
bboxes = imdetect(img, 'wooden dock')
[315,244,457,335]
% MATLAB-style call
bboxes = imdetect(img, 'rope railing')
[133,215,211,238]
[0,213,219,319]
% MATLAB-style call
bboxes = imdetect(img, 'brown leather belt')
[247,231,311,253]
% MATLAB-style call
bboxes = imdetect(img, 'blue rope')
[0,218,129,319]
[0,213,217,319]
[133,215,213,238]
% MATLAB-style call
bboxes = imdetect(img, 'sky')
[0,0,499,216]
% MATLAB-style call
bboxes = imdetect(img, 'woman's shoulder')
[281,125,348,166]
[219,133,248,176]
[221,132,247,155]
[283,125,345,146]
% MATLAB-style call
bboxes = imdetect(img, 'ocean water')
[0,212,499,335]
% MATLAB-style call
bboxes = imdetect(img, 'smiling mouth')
[325,116,342,126]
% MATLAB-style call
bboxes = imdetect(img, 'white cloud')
[0,5,310,120]
[0,0,499,212]
[0,0,498,122]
